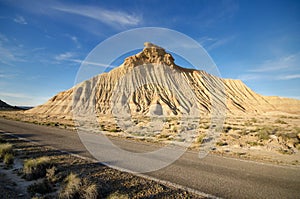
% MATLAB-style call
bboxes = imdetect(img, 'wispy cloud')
[238,74,262,81]
[0,33,26,65]
[199,36,235,51]
[53,5,141,28]
[249,53,299,72]
[0,72,17,79]
[239,52,300,82]
[54,51,112,68]
[277,74,300,80]
[13,15,27,25]
[65,34,81,48]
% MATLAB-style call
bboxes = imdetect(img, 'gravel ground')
[0,133,205,199]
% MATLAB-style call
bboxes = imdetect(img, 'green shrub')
[23,156,52,180]
[0,143,13,158]
[3,153,14,166]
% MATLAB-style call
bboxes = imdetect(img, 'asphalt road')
[0,118,299,199]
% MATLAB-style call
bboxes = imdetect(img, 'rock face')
[27,42,300,118]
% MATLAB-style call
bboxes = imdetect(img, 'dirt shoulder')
[0,132,205,199]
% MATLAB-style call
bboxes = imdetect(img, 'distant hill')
[0,99,31,110]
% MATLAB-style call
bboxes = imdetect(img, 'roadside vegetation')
[0,133,201,198]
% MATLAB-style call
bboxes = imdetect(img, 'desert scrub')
[223,126,232,133]
[107,192,129,199]
[3,153,14,166]
[274,119,287,124]
[256,126,278,140]
[250,118,258,123]
[278,148,293,155]
[196,134,206,144]
[23,156,52,180]
[246,141,263,146]
[46,166,59,183]
[0,143,13,159]
[216,141,228,146]
[27,179,53,196]
[59,173,98,199]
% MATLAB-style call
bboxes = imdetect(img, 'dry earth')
[0,132,204,199]
[1,110,299,166]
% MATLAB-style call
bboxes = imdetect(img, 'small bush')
[0,143,13,158]
[23,156,52,180]
[46,166,59,183]
[81,180,98,199]
[250,118,258,123]
[59,173,98,199]
[278,148,293,155]
[27,179,53,196]
[223,126,232,133]
[107,192,129,199]
[216,141,228,146]
[59,173,81,199]
[246,141,263,146]
[275,119,287,124]
[3,153,14,166]
[196,134,206,144]
[256,127,274,140]
[257,130,269,140]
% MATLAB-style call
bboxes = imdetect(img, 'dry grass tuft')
[107,192,129,199]
[59,173,98,199]
[0,143,13,159]
[3,153,14,166]
[23,156,52,180]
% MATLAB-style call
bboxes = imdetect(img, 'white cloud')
[55,52,74,61]
[65,34,81,48]
[53,5,141,27]
[13,15,27,25]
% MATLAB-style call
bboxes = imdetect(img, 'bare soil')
[1,110,300,166]
[0,133,204,198]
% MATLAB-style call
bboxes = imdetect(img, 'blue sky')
[0,0,299,106]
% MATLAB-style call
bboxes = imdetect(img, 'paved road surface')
[1,118,299,199]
